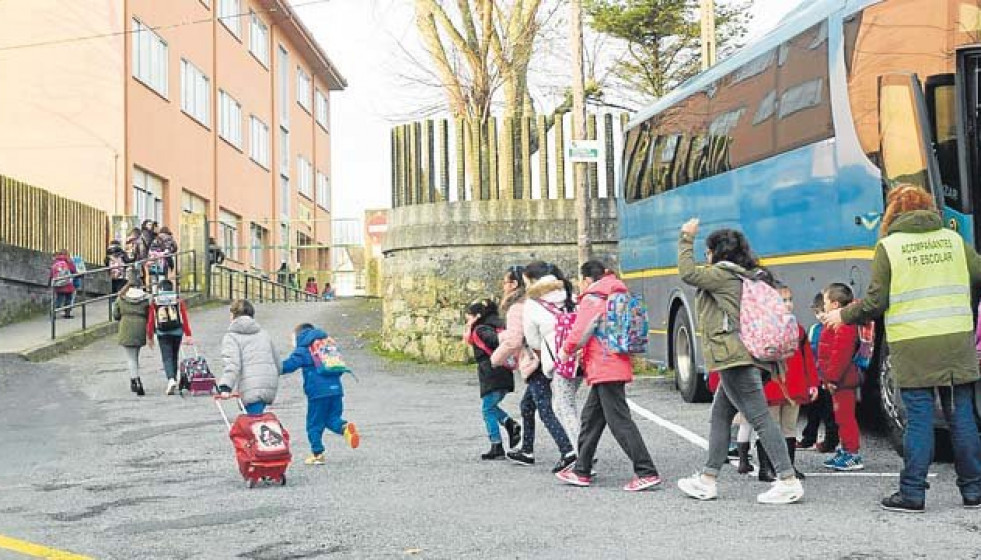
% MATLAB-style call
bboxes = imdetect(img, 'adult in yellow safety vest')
[823,184,981,513]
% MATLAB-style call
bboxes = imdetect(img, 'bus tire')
[672,311,710,403]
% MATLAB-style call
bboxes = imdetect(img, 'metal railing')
[49,250,200,340]
[210,265,322,303]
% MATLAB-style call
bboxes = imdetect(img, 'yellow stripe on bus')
[0,534,93,560]
[622,248,875,280]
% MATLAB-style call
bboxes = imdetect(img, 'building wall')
[0,0,126,214]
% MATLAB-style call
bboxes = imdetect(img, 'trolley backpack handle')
[213,393,246,430]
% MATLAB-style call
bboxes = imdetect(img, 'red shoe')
[344,422,360,449]
[624,475,662,492]
[556,469,592,487]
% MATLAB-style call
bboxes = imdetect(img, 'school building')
[0,0,346,275]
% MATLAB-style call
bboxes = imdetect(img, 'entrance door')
[956,48,981,248]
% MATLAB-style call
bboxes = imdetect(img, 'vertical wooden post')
[488,117,499,200]
[455,118,466,201]
[521,117,532,199]
[402,125,412,206]
[425,120,436,203]
[587,114,599,199]
[391,128,400,207]
[439,119,450,202]
[413,121,423,204]
[537,115,549,199]
[604,113,616,199]
[554,116,566,198]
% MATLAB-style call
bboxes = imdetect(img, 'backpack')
[733,272,799,362]
[71,256,86,289]
[853,321,875,371]
[309,337,351,375]
[51,260,72,287]
[153,292,183,332]
[535,299,579,379]
[148,249,167,275]
[468,325,518,370]
[109,254,127,280]
[597,292,649,354]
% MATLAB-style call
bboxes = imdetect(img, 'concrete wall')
[381,197,618,363]
[0,244,111,327]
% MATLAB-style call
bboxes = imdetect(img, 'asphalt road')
[0,300,979,559]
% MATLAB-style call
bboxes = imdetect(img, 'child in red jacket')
[818,283,864,471]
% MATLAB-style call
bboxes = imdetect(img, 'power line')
[0,0,332,53]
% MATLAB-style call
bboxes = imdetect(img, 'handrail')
[49,249,200,340]
[210,264,322,303]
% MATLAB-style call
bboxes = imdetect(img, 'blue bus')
[618,0,981,449]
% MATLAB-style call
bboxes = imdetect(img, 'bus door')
[954,48,981,248]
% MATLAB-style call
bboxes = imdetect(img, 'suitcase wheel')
[246,478,258,489]
[279,475,287,486]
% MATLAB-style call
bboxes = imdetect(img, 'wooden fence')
[0,175,107,263]
[391,112,630,207]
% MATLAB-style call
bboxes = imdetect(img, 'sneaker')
[757,478,804,505]
[880,492,924,513]
[304,453,326,466]
[796,439,816,451]
[343,422,360,449]
[556,468,592,487]
[677,473,718,501]
[829,451,864,472]
[507,451,535,466]
[964,496,981,509]
[552,452,577,474]
[822,448,845,468]
[624,475,662,492]
[165,379,178,395]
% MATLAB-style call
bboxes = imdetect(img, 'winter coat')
[562,274,633,386]
[818,322,862,390]
[282,327,345,399]
[218,316,282,405]
[469,314,515,397]
[841,211,981,389]
[523,276,571,378]
[678,232,779,377]
[127,234,147,263]
[490,293,526,369]
[764,325,819,405]
[146,295,193,339]
[113,290,150,347]
[50,255,78,295]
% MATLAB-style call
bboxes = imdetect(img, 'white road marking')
[800,472,938,478]
[627,398,709,450]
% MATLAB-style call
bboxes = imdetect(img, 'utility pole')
[571,0,591,265]
[700,0,717,71]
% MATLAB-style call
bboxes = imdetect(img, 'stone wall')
[0,244,110,327]
[381,198,618,363]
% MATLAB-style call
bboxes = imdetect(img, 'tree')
[585,0,749,100]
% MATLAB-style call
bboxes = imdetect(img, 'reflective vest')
[879,228,973,343]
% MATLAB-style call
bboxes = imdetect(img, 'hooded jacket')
[841,210,981,388]
[469,314,515,397]
[219,316,282,405]
[523,275,572,378]
[282,327,345,399]
[763,325,820,405]
[113,288,150,347]
[561,274,633,385]
[50,254,78,295]
[678,232,779,376]
[491,292,527,369]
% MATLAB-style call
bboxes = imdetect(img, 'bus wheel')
[877,349,906,456]
[673,311,709,403]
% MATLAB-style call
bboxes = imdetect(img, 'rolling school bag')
[179,345,215,396]
[215,395,292,488]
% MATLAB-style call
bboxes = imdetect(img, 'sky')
[294,0,806,220]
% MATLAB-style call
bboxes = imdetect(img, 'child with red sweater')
[818,283,864,471]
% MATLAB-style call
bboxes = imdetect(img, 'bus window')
[656,135,681,194]
[723,48,777,168]
[925,75,965,212]
[622,125,645,201]
[672,135,692,187]
[639,133,660,199]
[625,123,653,202]
[878,74,940,195]
[687,135,708,183]
[776,21,833,152]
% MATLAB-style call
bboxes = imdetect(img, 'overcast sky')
[294,0,806,220]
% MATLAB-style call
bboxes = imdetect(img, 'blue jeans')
[481,390,511,443]
[244,401,267,415]
[54,293,73,316]
[307,396,345,455]
[900,383,981,503]
[519,371,573,455]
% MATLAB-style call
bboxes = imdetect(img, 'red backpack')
[51,260,72,287]
[535,299,579,379]
[469,325,517,370]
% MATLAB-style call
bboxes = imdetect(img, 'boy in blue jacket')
[282,323,360,465]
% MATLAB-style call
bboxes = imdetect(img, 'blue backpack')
[598,292,649,354]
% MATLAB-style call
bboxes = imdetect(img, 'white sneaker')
[757,477,804,505]
[677,473,718,501]
[165,379,178,395]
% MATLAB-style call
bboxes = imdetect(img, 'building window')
[297,156,313,198]
[181,190,207,215]
[132,19,168,97]
[280,175,290,218]
[219,90,242,149]
[249,116,270,169]
[279,128,290,177]
[219,210,240,261]
[277,46,290,129]
[218,0,241,38]
[297,67,311,112]
[250,223,266,269]
[249,12,269,67]
[132,167,164,224]
[316,171,330,211]
[180,59,210,126]
[315,89,328,131]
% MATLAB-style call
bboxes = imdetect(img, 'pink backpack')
[536,299,579,379]
[735,274,799,362]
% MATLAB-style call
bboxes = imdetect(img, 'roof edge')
[267,0,348,91]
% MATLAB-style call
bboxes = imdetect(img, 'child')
[465,299,520,460]
[818,283,864,471]
[759,284,819,481]
[282,323,360,465]
[217,299,282,415]
[799,292,840,452]
[146,279,193,395]
[304,277,319,296]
